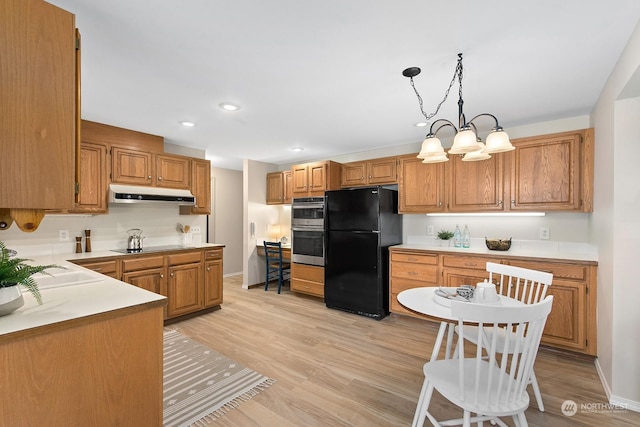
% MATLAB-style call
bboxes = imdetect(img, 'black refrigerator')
[324,186,402,319]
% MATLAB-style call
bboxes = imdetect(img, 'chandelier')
[402,53,514,163]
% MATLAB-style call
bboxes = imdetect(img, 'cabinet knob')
[158,176,163,181]
[207,267,210,271]
[438,202,442,206]
[148,175,152,179]
[368,175,372,179]
[170,272,174,277]
[498,200,503,205]
[511,199,516,205]
[160,274,164,278]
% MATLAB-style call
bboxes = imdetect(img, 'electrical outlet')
[190,226,201,234]
[539,227,550,240]
[427,225,434,236]
[59,230,70,242]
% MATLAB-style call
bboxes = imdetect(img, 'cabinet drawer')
[505,260,588,281]
[291,263,324,283]
[204,249,223,260]
[122,255,165,272]
[391,252,438,265]
[442,255,493,270]
[391,262,438,283]
[291,279,324,297]
[167,251,202,265]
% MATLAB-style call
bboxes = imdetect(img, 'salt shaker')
[84,229,92,252]
[75,236,83,253]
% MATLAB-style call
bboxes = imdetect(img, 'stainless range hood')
[109,184,195,206]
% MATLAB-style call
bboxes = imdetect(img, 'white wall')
[208,167,243,276]
[592,20,640,410]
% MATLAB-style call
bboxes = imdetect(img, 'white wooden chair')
[412,296,554,427]
[455,262,554,412]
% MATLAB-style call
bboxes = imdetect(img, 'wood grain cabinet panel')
[181,158,211,215]
[167,262,203,317]
[155,154,190,189]
[398,155,445,213]
[291,263,324,297]
[447,153,505,211]
[71,141,108,213]
[266,171,291,205]
[291,161,342,197]
[1,0,78,210]
[389,249,439,317]
[111,146,154,186]
[72,258,120,280]
[341,156,397,188]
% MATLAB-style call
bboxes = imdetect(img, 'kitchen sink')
[33,268,105,290]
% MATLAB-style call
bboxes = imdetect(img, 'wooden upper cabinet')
[111,147,154,185]
[341,156,398,188]
[111,147,190,189]
[71,141,108,213]
[398,155,445,213]
[266,171,286,204]
[181,159,210,215]
[283,170,293,204]
[510,128,593,212]
[291,161,342,197]
[155,154,190,189]
[1,0,78,210]
[447,152,506,212]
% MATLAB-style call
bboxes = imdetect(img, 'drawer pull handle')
[407,257,418,261]
[464,262,477,267]
[408,271,418,276]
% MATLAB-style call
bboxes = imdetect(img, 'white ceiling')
[49,0,640,170]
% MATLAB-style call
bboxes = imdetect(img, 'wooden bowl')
[485,238,512,251]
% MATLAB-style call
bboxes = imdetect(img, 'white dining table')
[397,287,524,361]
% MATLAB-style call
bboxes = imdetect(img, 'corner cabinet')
[291,161,342,197]
[1,0,79,210]
[398,155,445,213]
[266,170,292,205]
[389,247,597,356]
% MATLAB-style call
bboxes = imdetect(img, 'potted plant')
[437,230,454,247]
[0,241,62,315]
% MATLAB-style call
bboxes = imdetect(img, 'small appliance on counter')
[324,186,402,320]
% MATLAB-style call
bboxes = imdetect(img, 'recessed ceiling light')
[219,103,240,111]
[180,121,195,127]
[415,122,428,127]
[290,146,304,152]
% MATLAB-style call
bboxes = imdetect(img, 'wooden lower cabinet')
[389,248,597,356]
[71,257,120,279]
[204,248,224,306]
[291,263,324,298]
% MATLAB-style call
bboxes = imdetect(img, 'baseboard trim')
[594,358,640,413]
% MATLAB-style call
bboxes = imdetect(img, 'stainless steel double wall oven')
[291,196,325,266]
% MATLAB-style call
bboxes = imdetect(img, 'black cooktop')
[111,245,188,254]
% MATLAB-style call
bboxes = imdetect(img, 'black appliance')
[324,186,402,319]
[291,197,325,266]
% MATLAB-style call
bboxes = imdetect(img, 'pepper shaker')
[75,236,83,253]
[84,229,92,252]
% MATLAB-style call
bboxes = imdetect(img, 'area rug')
[163,329,276,426]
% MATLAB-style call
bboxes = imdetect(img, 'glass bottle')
[453,225,462,248]
[462,224,471,248]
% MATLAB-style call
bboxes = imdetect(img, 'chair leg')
[529,370,545,412]
[412,379,434,427]
[277,271,282,294]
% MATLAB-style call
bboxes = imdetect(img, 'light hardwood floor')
[171,276,639,426]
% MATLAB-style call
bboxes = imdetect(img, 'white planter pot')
[0,285,25,316]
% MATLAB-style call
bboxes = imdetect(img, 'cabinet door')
[308,162,328,193]
[538,279,587,352]
[266,171,285,204]
[448,154,505,212]
[155,154,190,189]
[72,142,108,213]
[341,162,367,187]
[1,0,77,210]
[123,267,166,295]
[111,147,153,186]
[368,157,397,185]
[283,170,293,204]
[167,263,203,317]
[510,132,581,210]
[291,164,309,195]
[204,259,223,307]
[190,159,211,214]
[398,155,445,213]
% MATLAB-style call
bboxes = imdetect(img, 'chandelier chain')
[409,56,463,123]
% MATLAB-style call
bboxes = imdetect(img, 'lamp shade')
[449,128,481,154]
[422,153,449,163]
[462,143,492,161]
[484,130,514,153]
[417,137,445,158]
[268,224,281,239]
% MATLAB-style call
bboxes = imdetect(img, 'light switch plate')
[59,230,70,242]
[190,226,201,234]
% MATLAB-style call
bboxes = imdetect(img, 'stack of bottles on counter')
[453,225,471,248]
